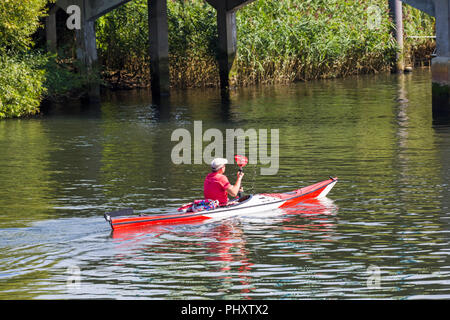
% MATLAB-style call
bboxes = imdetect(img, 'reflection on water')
[0,69,449,299]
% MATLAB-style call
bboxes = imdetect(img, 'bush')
[0,53,46,119]
[0,0,50,53]
[0,0,52,118]
[43,52,103,100]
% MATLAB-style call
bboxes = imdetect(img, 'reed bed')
[96,0,435,89]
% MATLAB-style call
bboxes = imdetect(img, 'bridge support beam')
[207,0,255,90]
[45,6,58,53]
[432,57,450,109]
[75,18,100,102]
[216,6,237,90]
[148,0,170,97]
[389,0,405,73]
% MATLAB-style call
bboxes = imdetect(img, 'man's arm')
[226,172,244,198]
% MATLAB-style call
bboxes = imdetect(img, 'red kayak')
[104,177,338,231]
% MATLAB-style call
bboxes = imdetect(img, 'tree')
[0,0,51,119]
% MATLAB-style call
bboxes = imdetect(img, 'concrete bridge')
[46,0,449,108]
[46,0,255,100]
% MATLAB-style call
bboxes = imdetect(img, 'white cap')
[211,158,228,171]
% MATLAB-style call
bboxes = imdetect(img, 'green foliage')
[97,0,219,87]
[0,0,51,53]
[96,0,435,88]
[0,0,54,118]
[96,0,149,71]
[234,0,396,84]
[0,0,436,118]
[167,0,218,87]
[402,4,436,66]
[0,0,91,116]
[0,53,46,119]
[43,53,103,100]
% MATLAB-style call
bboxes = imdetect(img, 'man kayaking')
[204,158,244,205]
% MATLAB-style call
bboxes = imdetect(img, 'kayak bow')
[104,177,338,231]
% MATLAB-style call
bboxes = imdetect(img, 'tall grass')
[234,0,394,85]
[96,0,219,88]
[96,0,435,88]
[402,4,436,67]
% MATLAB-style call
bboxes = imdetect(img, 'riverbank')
[97,0,435,90]
[0,0,436,117]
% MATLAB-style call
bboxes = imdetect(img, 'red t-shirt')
[204,172,231,205]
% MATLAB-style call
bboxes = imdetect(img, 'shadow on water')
[432,104,450,126]
[152,94,171,121]
[219,89,232,122]
[40,100,96,117]
[40,86,236,123]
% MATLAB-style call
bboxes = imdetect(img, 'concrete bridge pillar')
[431,0,450,108]
[148,0,170,97]
[207,0,255,90]
[45,6,58,53]
[216,6,237,91]
[75,18,100,102]
[389,0,405,73]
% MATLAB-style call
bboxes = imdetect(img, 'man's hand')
[227,172,245,198]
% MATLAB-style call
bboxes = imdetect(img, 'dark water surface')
[0,69,449,299]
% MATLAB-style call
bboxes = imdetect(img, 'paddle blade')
[234,155,248,168]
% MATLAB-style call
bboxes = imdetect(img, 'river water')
[0,69,449,299]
